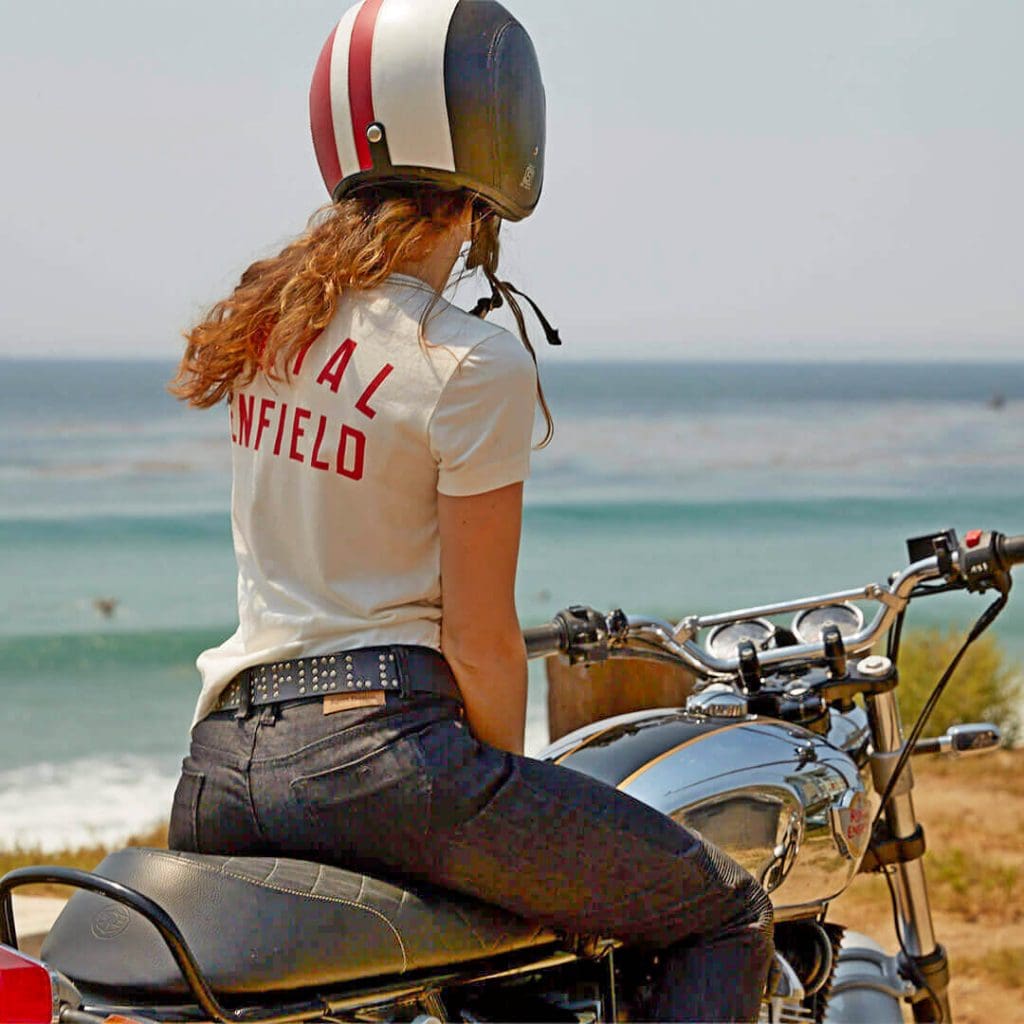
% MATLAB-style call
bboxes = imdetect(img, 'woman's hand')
[438,482,528,755]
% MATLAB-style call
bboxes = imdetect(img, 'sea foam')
[0,756,178,852]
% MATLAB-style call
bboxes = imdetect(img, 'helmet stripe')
[328,3,364,183]
[371,0,459,173]
[348,0,387,172]
[309,25,342,193]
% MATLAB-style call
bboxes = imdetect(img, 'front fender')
[823,931,910,1024]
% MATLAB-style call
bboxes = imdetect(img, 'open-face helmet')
[310,0,545,222]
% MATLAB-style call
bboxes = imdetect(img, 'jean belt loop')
[235,671,252,721]
[394,647,413,699]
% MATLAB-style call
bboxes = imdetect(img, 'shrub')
[896,628,1022,746]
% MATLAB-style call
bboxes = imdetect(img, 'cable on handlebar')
[886,609,906,664]
[874,586,1011,818]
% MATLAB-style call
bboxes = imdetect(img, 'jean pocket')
[168,769,205,852]
[289,737,432,869]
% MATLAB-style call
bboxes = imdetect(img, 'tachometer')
[792,603,864,644]
[705,619,777,660]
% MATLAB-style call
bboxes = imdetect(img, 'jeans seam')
[247,711,270,841]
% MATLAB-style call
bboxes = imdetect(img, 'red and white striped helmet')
[310,0,545,222]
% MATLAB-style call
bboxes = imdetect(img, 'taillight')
[0,944,53,1024]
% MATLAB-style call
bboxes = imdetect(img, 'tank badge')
[686,684,748,719]
[830,789,870,861]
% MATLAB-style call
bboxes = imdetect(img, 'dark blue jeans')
[170,693,773,1022]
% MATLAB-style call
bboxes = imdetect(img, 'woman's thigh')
[233,699,758,954]
[417,718,761,950]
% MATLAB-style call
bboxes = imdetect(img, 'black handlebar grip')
[998,534,1024,568]
[523,621,567,658]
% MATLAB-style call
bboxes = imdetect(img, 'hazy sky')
[2,0,1021,361]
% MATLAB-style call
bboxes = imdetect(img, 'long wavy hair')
[171,185,553,445]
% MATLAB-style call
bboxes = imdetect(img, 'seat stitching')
[138,850,408,973]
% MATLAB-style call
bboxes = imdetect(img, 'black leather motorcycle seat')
[40,848,558,999]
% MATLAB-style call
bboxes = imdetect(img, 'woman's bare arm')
[438,482,527,754]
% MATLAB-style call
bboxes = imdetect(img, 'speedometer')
[792,603,864,644]
[705,619,777,660]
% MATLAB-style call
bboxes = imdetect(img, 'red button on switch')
[966,530,983,549]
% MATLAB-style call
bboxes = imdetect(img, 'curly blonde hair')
[171,186,552,444]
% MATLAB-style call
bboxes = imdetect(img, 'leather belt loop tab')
[235,671,252,720]
[395,646,413,699]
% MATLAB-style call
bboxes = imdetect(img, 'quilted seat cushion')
[41,848,558,999]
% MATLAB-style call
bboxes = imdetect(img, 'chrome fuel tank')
[538,709,870,919]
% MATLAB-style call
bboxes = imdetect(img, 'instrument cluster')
[704,603,865,660]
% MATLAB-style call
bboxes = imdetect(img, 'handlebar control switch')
[737,640,762,694]
[557,605,612,666]
[958,530,1012,594]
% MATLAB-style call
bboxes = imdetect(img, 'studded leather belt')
[212,645,461,716]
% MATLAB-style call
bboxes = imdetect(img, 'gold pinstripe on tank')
[553,721,631,765]
[615,721,751,791]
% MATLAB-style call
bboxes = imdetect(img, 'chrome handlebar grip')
[522,621,567,659]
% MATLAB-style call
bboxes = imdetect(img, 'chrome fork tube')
[866,691,951,1022]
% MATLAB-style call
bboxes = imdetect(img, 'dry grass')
[832,748,1024,1023]
[0,824,167,898]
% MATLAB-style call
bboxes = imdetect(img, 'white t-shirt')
[192,274,537,725]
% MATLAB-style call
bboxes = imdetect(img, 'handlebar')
[522,528,1023,679]
[998,533,1024,567]
[524,620,567,659]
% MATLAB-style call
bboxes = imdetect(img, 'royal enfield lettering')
[237,394,255,447]
[355,364,394,420]
[292,340,315,376]
[310,415,331,471]
[289,408,312,464]
[254,398,276,450]
[272,403,290,456]
[316,338,357,393]
[337,424,366,480]
[229,336,388,481]
[232,398,366,481]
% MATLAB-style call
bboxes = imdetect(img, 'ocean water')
[2,357,1023,849]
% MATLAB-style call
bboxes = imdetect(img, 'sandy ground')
[832,748,1024,1023]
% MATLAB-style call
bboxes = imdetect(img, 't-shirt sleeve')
[429,331,537,497]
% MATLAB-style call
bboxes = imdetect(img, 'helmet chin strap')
[471,273,562,347]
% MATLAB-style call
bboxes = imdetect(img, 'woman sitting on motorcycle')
[168,1,773,1019]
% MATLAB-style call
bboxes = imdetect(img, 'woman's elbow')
[441,622,525,673]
